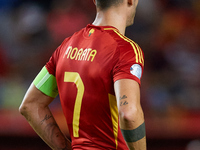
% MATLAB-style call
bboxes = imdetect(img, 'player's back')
[49,24,134,149]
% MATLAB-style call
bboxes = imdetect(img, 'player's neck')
[92,9,127,35]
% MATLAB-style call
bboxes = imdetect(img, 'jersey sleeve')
[32,46,61,98]
[113,43,144,85]
[45,37,71,75]
[33,37,71,97]
[45,45,61,76]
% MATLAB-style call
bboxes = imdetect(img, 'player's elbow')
[19,100,33,121]
[119,107,144,124]
[19,103,28,116]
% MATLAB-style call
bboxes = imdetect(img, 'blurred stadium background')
[0,0,200,149]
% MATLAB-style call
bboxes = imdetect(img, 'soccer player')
[19,0,146,149]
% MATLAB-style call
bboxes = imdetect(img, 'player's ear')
[127,0,133,5]
[93,0,96,5]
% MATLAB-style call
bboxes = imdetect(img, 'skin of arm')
[19,83,72,150]
[114,79,146,150]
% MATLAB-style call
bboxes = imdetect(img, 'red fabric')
[45,24,144,149]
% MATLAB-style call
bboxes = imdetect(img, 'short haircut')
[96,0,124,10]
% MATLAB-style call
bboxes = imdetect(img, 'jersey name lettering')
[63,46,97,62]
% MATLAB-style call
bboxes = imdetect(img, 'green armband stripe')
[121,122,146,142]
[33,66,58,98]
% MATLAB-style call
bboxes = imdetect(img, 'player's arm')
[114,79,146,150]
[19,67,72,150]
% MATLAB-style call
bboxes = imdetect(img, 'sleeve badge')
[130,64,142,79]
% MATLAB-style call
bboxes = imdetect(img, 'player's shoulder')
[59,26,85,46]
[104,28,142,51]
[104,28,144,65]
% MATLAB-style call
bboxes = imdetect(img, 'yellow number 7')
[64,72,84,137]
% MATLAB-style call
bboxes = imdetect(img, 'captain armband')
[33,66,58,98]
[121,122,146,142]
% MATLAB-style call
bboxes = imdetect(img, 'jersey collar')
[87,24,119,32]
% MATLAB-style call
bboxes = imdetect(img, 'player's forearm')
[120,109,146,150]
[126,136,146,150]
[20,105,71,150]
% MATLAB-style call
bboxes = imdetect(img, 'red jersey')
[45,24,144,150]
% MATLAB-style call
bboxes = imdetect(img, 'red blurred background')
[0,0,200,149]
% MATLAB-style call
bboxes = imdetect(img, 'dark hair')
[96,0,123,10]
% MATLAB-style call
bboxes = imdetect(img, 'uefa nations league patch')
[130,64,142,79]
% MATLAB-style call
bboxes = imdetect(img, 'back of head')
[96,0,124,10]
